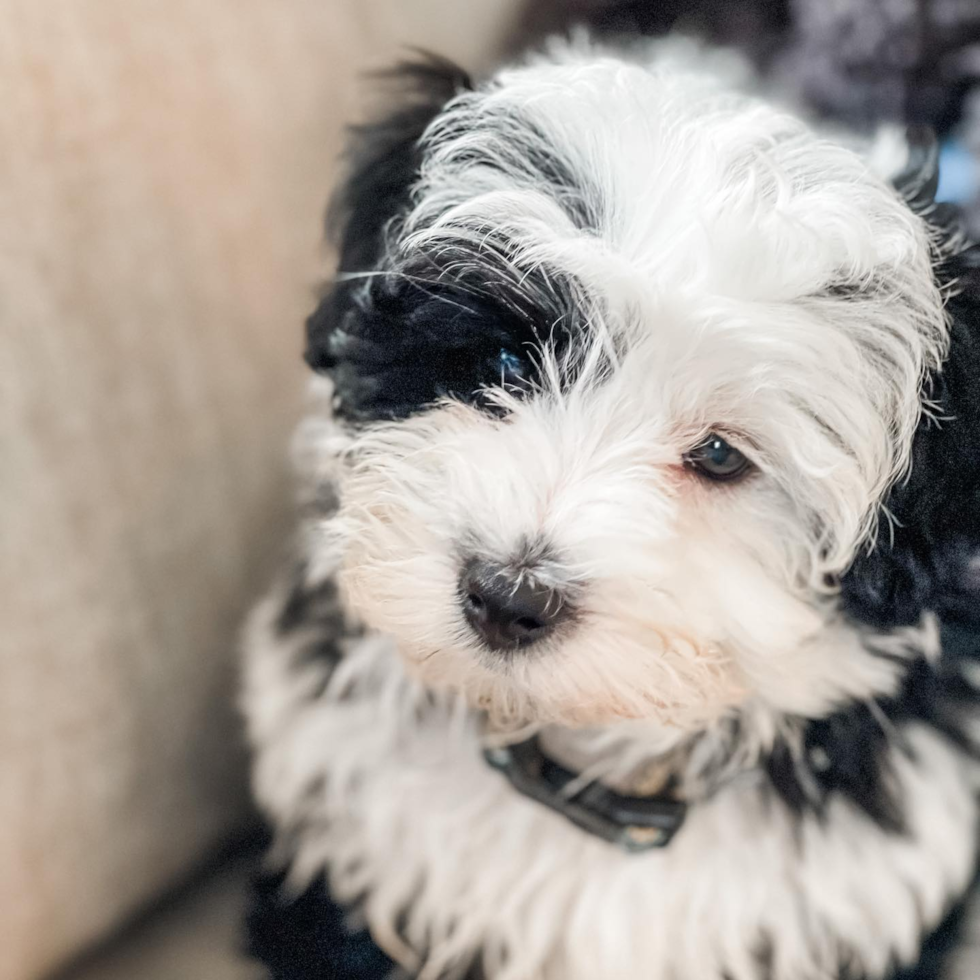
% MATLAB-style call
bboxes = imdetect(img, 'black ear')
[841,243,980,630]
[841,131,980,630]
[304,55,471,375]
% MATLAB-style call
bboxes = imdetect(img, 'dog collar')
[484,736,687,852]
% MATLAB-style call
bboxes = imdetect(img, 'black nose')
[459,560,565,651]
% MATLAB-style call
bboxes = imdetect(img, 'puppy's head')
[306,48,953,732]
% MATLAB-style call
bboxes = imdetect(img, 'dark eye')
[496,348,528,387]
[684,433,752,482]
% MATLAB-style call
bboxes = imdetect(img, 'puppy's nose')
[459,560,564,651]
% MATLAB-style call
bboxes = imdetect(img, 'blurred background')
[3,2,980,978]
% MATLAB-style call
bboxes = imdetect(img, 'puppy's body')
[244,37,980,980]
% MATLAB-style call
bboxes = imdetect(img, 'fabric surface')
[63,856,263,980]
[0,3,517,979]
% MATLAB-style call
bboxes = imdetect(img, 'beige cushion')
[0,3,517,978]
[64,857,263,980]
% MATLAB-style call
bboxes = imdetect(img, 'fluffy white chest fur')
[245,588,979,980]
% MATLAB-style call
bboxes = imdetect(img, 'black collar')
[484,736,687,852]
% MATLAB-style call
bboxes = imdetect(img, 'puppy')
[243,36,980,980]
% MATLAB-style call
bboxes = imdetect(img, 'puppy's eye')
[684,433,752,482]
[496,348,528,387]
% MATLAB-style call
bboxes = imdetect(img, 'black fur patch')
[840,238,980,631]
[278,567,341,635]
[245,866,397,980]
[325,55,472,277]
[765,704,905,833]
[276,564,353,672]
[304,55,473,419]
[305,57,587,423]
[246,860,492,980]
[316,269,578,422]
[765,622,980,834]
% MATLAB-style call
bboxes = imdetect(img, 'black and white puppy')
[243,36,980,980]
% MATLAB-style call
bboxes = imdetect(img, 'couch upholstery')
[0,3,518,978]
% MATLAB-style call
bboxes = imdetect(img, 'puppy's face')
[312,51,947,731]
